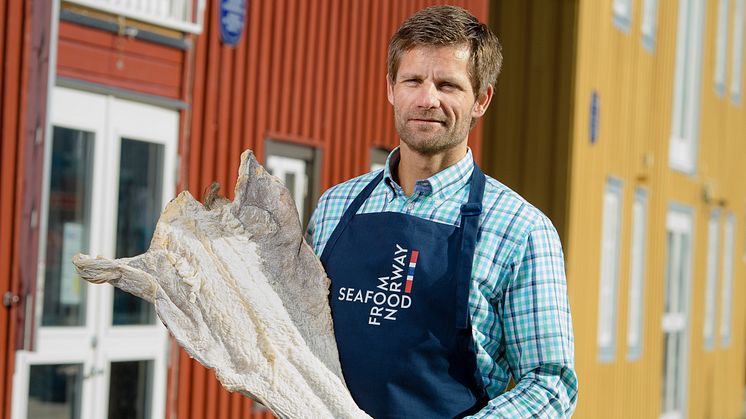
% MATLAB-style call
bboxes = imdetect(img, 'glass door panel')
[112,139,164,325]
[41,128,94,327]
[108,360,153,419]
[27,363,83,419]
[661,207,693,419]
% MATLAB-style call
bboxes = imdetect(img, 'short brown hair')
[387,5,502,97]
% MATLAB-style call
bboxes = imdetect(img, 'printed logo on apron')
[335,244,419,325]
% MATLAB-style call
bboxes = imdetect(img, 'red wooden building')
[1,1,488,418]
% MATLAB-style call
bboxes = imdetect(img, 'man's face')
[387,45,492,156]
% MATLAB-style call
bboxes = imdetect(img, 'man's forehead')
[404,44,471,62]
[396,45,472,79]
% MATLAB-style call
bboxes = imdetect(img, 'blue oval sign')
[219,0,246,47]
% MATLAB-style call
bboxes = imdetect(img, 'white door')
[660,206,694,419]
[12,87,178,419]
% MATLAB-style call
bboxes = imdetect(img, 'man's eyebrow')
[397,73,422,80]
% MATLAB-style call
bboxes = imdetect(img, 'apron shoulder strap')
[320,171,384,264]
[455,164,486,329]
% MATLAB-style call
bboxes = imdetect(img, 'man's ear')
[386,73,394,106]
[471,84,494,118]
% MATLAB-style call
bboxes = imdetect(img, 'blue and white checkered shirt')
[307,148,578,418]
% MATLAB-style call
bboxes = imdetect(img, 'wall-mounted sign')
[220,0,247,47]
[590,90,600,144]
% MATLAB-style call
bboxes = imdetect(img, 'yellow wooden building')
[483,0,746,417]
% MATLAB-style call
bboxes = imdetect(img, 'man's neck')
[395,142,468,197]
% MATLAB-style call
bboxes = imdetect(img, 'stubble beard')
[394,110,471,156]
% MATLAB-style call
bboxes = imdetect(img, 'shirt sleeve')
[469,216,578,418]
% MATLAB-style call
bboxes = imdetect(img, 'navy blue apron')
[320,164,488,419]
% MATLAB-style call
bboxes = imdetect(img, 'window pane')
[28,364,83,419]
[108,360,153,419]
[720,214,735,345]
[732,0,745,100]
[627,190,647,359]
[597,178,622,361]
[613,0,633,31]
[641,0,658,50]
[715,0,729,94]
[669,0,706,173]
[703,210,720,350]
[112,139,163,325]
[42,127,93,327]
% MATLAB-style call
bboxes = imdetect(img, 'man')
[307,5,577,418]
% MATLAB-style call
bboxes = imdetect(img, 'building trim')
[56,76,189,110]
[59,9,191,51]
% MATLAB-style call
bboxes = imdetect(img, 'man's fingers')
[73,253,158,304]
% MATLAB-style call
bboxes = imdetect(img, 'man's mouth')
[409,118,445,125]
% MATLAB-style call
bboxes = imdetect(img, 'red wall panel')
[56,20,185,100]
[1,1,53,419]
[175,1,488,418]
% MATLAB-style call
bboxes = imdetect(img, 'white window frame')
[715,0,730,96]
[669,0,706,174]
[720,213,735,346]
[731,0,745,103]
[641,0,659,51]
[703,209,720,351]
[65,0,206,33]
[626,188,648,361]
[661,204,694,419]
[597,177,623,362]
[613,0,634,32]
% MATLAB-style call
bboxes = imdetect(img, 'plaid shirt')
[307,148,578,418]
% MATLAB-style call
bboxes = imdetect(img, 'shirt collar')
[382,147,474,200]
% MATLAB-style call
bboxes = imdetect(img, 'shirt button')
[406,202,414,211]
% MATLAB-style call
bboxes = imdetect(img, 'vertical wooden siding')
[1,1,52,419]
[0,1,25,417]
[567,0,746,418]
[176,1,488,418]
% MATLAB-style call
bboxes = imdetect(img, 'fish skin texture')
[73,150,370,419]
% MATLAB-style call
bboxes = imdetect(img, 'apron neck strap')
[455,163,486,329]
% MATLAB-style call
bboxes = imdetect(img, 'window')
[626,188,648,361]
[613,0,633,32]
[597,177,623,362]
[641,0,659,51]
[715,0,730,96]
[669,0,706,174]
[662,205,694,419]
[720,213,735,346]
[264,140,321,229]
[731,0,745,102]
[370,147,390,172]
[703,209,720,351]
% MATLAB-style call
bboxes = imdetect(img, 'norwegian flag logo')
[405,250,419,293]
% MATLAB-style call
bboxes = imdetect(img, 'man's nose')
[414,83,439,108]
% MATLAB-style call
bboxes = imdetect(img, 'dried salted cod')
[72,150,370,419]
